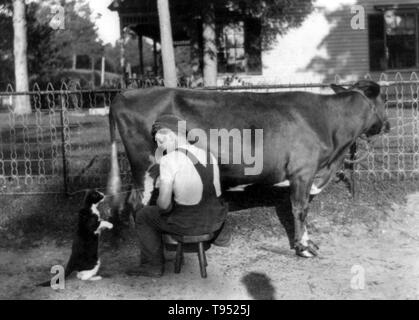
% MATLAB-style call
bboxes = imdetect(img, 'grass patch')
[0,110,130,194]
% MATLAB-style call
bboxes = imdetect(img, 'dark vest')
[166,148,228,235]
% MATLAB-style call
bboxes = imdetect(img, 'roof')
[108,0,195,41]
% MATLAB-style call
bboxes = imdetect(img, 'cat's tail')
[36,259,75,287]
[36,280,52,287]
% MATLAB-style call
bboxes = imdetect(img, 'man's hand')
[158,202,173,214]
[155,176,161,189]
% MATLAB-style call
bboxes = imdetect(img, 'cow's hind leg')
[290,174,317,258]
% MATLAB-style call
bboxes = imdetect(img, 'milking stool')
[163,233,214,278]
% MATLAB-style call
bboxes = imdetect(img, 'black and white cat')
[38,190,113,287]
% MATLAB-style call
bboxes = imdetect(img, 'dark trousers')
[136,205,226,266]
[135,206,182,266]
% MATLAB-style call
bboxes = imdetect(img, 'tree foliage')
[181,0,314,50]
[0,2,14,86]
[48,0,103,59]
[0,1,58,87]
[0,0,104,87]
[230,0,315,49]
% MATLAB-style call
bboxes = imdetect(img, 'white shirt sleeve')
[159,155,177,185]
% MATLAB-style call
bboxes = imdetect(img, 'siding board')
[260,0,419,84]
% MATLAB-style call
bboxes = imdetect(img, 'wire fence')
[0,73,419,195]
[0,82,121,195]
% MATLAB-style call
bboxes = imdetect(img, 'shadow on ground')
[241,272,276,300]
[224,185,295,247]
[2,179,418,251]
[1,184,296,248]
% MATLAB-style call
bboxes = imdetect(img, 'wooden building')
[109,0,419,84]
[108,0,263,82]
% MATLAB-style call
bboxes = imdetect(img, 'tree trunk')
[153,38,158,76]
[91,56,95,88]
[119,38,126,87]
[126,63,132,79]
[202,2,217,87]
[189,19,203,87]
[138,35,144,76]
[72,54,77,70]
[157,0,177,88]
[101,56,105,86]
[13,0,30,114]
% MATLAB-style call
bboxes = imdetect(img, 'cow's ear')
[353,80,381,99]
[330,84,348,94]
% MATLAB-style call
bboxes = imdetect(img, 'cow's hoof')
[307,245,318,257]
[295,244,316,258]
[307,240,319,254]
[296,249,314,258]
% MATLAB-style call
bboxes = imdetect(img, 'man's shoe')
[125,264,164,278]
[212,227,232,247]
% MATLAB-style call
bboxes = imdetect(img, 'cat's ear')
[83,190,89,203]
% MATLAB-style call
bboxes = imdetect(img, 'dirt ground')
[1,183,419,300]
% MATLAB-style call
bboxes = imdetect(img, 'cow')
[106,80,390,258]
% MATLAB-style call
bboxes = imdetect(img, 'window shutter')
[368,14,386,71]
[245,18,262,75]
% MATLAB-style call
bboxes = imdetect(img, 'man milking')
[127,114,230,277]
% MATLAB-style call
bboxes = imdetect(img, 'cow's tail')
[107,96,122,214]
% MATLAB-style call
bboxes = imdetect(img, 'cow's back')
[112,87,341,185]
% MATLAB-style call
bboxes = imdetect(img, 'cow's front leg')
[290,177,317,258]
[304,195,320,255]
[301,225,319,256]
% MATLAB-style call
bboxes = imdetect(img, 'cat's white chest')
[91,204,100,217]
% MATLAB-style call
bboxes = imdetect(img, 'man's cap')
[151,114,187,137]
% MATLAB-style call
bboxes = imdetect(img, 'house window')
[217,21,246,73]
[369,10,419,71]
[217,19,262,75]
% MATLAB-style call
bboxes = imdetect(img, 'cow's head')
[331,80,390,137]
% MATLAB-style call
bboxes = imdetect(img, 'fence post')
[59,93,69,195]
[349,142,358,201]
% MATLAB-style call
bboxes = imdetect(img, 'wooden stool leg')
[174,243,183,274]
[197,242,207,278]
[203,248,207,267]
